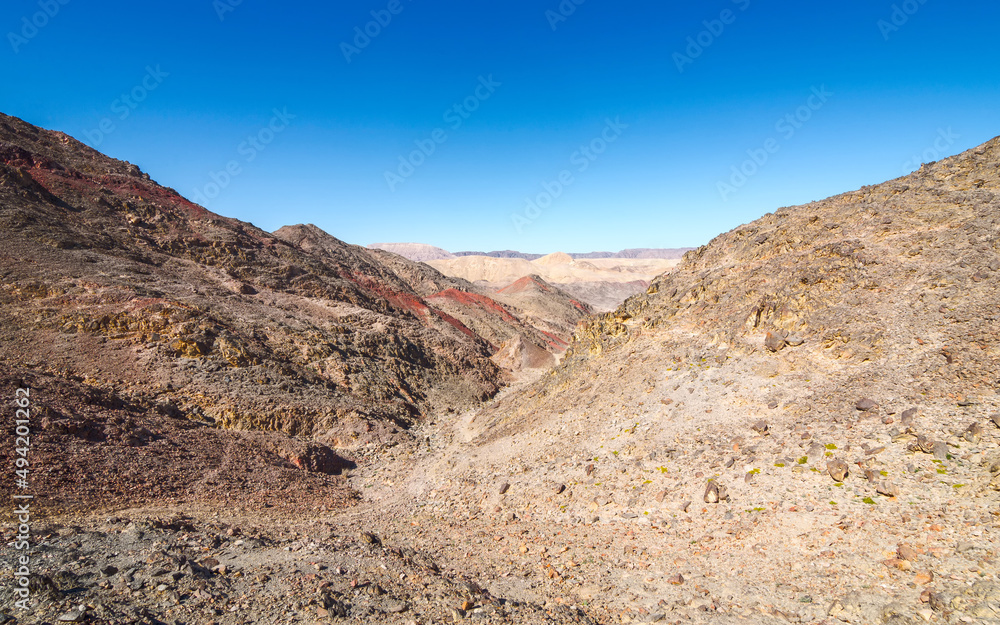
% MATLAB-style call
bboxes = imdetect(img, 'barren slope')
[381,137,1000,624]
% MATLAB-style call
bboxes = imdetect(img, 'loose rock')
[856,398,879,412]
[827,459,849,482]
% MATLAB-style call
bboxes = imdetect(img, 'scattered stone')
[898,544,918,561]
[928,593,947,612]
[990,413,1000,429]
[786,334,804,346]
[667,573,684,585]
[883,558,912,571]
[915,435,935,454]
[655,490,667,503]
[914,571,934,585]
[57,610,85,623]
[964,422,984,443]
[827,459,849,482]
[703,481,727,503]
[876,481,899,497]
[554,483,566,495]
[764,330,787,352]
[856,398,879,412]
[751,420,769,434]
[101,565,118,577]
[932,441,949,461]
[498,482,510,495]
[359,532,381,546]
[585,464,594,477]
[901,408,919,425]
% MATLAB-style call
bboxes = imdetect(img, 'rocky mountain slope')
[427,253,681,312]
[0,111,588,454]
[372,137,1000,624]
[0,111,599,623]
[0,111,515,446]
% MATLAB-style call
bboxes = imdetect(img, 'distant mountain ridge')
[453,248,694,260]
[368,244,695,262]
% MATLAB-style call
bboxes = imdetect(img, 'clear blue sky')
[3,1,999,253]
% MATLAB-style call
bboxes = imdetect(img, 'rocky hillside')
[294,226,592,371]
[427,253,680,311]
[0,112,586,453]
[398,137,1000,623]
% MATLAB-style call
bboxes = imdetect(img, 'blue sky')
[3,1,999,253]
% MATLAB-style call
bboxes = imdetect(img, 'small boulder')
[764,330,787,352]
[855,398,879,412]
[876,481,900,498]
[897,543,918,562]
[915,435,935,454]
[965,422,984,443]
[827,459,849,482]
[703,481,728,503]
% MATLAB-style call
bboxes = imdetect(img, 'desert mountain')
[367,242,456,262]
[427,252,681,312]
[0,111,586,454]
[295,226,592,371]
[385,137,1000,623]
[449,248,695,260]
